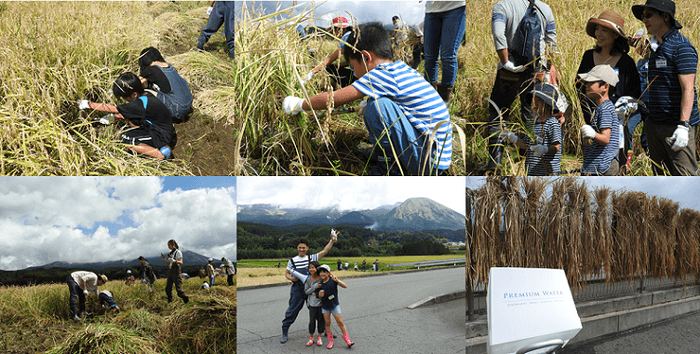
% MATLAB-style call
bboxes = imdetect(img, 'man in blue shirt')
[632,0,699,175]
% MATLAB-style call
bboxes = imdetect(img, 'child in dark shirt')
[317,265,354,349]
[79,72,176,160]
[139,47,193,123]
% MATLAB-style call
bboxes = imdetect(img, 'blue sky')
[0,177,236,270]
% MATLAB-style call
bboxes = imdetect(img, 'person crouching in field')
[67,271,107,320]
[317,265,354,349]
[501,83,562,176]
[138,47,193,123]
[579,65,621,176]
[138,256,157,293]
[78,72,176,160]
[99,290,121,313]
[283,23,452,176]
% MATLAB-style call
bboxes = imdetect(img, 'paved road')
[238,267,466,354]
[558,310,700,354]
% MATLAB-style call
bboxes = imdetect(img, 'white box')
[487,267,582,354]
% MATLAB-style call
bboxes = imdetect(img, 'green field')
[239,254,464,270]
[0,277,235,353]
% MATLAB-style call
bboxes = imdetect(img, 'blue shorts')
[322,304,341,315]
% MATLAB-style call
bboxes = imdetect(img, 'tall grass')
[0,1,232,175]
[458,0,700,175]
[0,277,235,353]
[234,3,466,175]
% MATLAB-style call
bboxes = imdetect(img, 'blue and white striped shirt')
[351,61,452,170]
[525,116,561,176]
[647,28,699,126]
[582,100,619,175]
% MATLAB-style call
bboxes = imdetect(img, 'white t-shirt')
[71,271,99,295]
[425,1,466,13]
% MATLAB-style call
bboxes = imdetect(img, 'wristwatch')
[682,120,690,128]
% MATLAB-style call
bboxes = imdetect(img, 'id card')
[328,294,335,300]
[656,59,667,68]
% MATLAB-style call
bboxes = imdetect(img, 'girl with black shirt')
[317,265,354,349]
[138,47,193,123]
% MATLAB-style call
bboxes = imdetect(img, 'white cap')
[579,64,619,86]
[208,258,213,262]
[126,270,132,274]
[318,264,331,272]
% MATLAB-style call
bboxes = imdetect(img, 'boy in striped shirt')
[284,22,452,175]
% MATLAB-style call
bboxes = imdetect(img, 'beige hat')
[586,10,626,38]
[579,64,619,86]
[99,274,108,284]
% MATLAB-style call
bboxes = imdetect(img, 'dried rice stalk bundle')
[503,177,525,267]
[521,177,547,268]
[542,178,568,270]
[466,187,476,287]
[675,208,700,282]
[590,187,612,279]
[649,197,678,278]
[562,178,587,288]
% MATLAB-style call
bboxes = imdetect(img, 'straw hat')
[586,10,626,38]
[99,274,108,283]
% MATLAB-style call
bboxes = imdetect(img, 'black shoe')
[195,43,205,52]
[183,296,189,304]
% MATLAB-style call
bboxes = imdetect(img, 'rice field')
[235,0,700,175]
[238,254,463,287]
[0,276,235,353]
[0,1,236,175]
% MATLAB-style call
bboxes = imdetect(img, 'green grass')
[239,254,462,270]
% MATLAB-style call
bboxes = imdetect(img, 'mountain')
[238,198,465,231]
[27,250,216,271]
[382,197,465,231]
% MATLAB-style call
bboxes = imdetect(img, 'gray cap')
[579,64,619,87]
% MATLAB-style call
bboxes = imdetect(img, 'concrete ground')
[558,310,700,354]
[238,267,466,354]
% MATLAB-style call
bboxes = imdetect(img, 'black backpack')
[511,0,544,66]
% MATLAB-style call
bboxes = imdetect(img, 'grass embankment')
[238,255,463,287]
[235,0,700,175]
[0,277,236,353]
[0,1,236,175]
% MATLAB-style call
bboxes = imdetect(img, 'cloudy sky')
[0,177,236,271]
[238,177,465,215]
[466,176,700,211]
[239,1,427,27]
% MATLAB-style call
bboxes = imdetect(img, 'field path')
[238,267,466,354]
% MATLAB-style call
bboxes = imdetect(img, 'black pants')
[66,274,85,315]
[308,306,326,335]
[227,274,234,286]
[165,269,189,303]
[486,67,536,146]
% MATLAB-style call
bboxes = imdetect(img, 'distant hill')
[26,250,218,271]
[238,197,465,231]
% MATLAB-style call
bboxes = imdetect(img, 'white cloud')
[238,177,465,215]
[0,178,236,270]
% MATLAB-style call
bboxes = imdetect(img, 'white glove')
[78,100,90,110]
[615,96,638,119]
[283,96,305,115]
[500,130,518,144]
[498,60,525,73]
[671,125,689,151]
[356,99,368,116]
[206,6,213,16]
[581,125,596,139]
[300,71,314,85]
[530,144,549,157]
[83,289,89,296]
